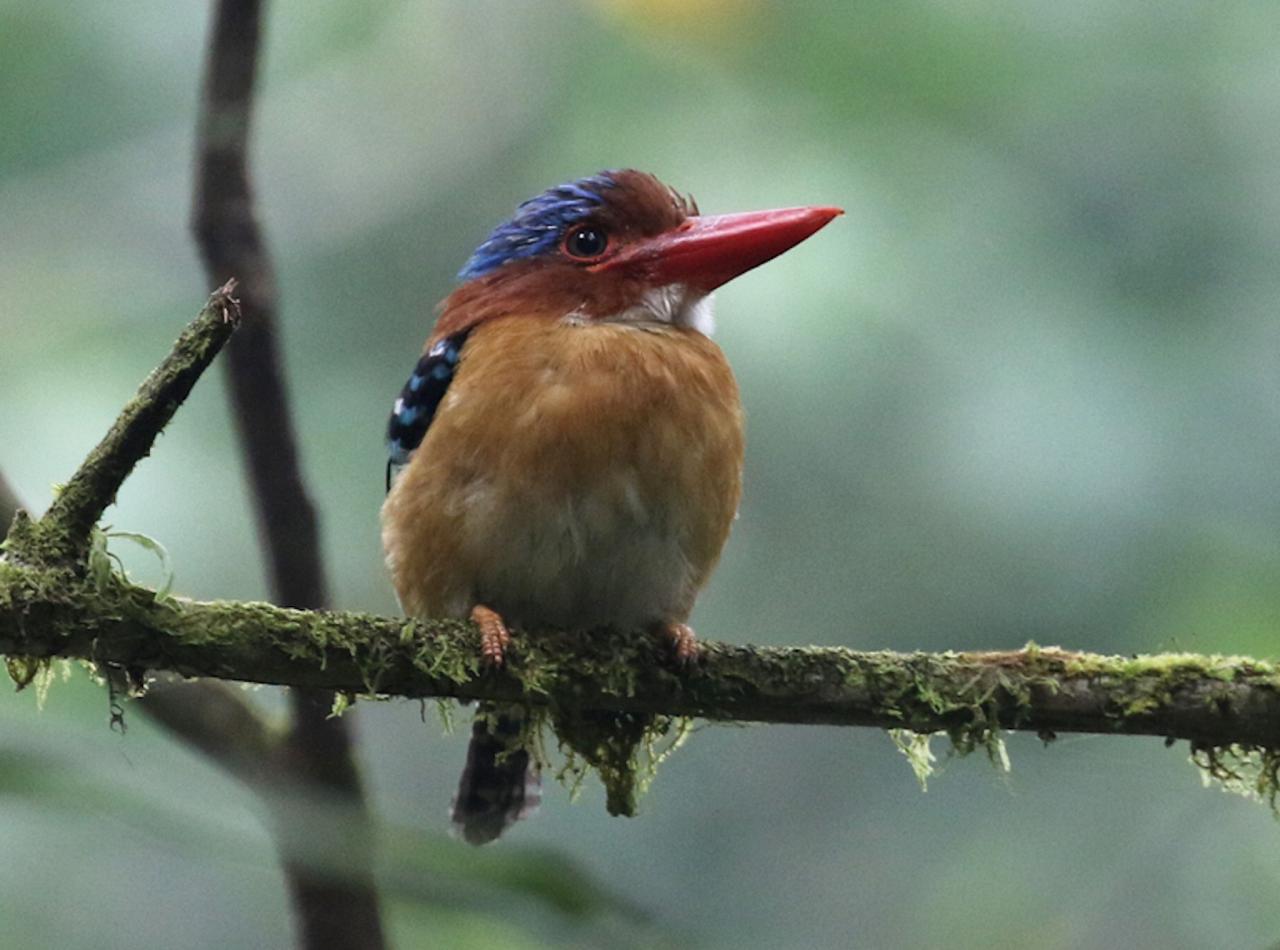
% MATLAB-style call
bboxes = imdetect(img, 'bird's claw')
[658,622,700,664]
[471,604,512,667]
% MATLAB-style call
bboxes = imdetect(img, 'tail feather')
[451,705,540,845]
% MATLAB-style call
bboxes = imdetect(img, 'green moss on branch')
[26,282,240,565]
[1,557,1278,754]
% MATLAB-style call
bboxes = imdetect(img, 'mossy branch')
[18,281,240,565]
[0,554,1278,750]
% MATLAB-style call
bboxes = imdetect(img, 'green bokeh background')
[3,1,1280,947]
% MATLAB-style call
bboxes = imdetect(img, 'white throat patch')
[608,283,717,336]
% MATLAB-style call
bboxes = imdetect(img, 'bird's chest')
[384,319,744,629]
[464,455,688,630]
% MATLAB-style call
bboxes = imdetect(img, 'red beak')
[596,205,843,292]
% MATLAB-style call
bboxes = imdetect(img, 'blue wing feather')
[385,331,470,491]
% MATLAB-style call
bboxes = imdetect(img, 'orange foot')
[657,621,700,664]
[471,604,512,667]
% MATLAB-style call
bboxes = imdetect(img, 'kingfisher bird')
[381,170,840,843]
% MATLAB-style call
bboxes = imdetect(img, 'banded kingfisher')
[381,170,840,843]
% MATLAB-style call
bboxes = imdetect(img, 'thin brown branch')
[191,2,383,946]
[192,0,325,610]
[276,688,384,947]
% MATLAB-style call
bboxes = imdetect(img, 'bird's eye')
[563,225,608,260]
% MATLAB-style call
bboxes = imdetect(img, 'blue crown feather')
[458,172,618,281]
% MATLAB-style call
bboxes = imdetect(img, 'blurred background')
[3,0,1280,946]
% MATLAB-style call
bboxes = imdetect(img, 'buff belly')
[381,316,744,631]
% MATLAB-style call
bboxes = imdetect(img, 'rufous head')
[434,169,841,339]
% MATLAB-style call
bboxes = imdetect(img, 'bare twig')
[190,2,384,946]
[275,688,384,947]
[192,0,325,611]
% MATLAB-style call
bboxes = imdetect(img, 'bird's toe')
[658,621,700,664]
[471,604,513,667]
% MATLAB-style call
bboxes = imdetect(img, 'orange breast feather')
[380,316,744,630]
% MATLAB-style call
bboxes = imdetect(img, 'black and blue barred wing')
[386,331,470,491]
